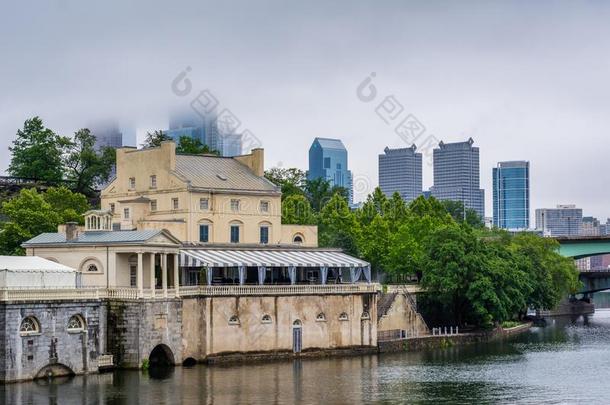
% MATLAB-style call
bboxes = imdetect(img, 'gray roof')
[174,155,279,193]
[313,137,346,150]
[23,230,175,246]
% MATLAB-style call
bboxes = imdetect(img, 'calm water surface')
[4,310,610,404]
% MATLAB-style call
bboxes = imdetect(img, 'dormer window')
[84,210,113,231]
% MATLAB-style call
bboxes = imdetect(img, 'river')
[4,310,610,404]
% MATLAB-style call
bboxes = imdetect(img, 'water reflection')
[3,311,610,404]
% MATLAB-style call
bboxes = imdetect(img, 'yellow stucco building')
[101,141,317,247]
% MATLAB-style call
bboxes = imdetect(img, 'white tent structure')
[0,256,77,288]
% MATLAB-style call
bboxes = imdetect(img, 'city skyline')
[2,2,610,219]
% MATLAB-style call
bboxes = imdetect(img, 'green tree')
[441,200,484,228]
[356,187,388,227]
[8,117,70,183]
[64,128,116,195]
[510,233,580,310]
[317,193,361,255]
[0,187,90,255]
[282,194,316,225]
[359,214,390,278]
[176,136,219,155]
[141,130,172,148]
[265,168,306,199]
[304,178,348,211]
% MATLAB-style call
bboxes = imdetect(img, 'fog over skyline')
[1,1,610,220]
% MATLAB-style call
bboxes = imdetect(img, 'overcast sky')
[1,1,609,220]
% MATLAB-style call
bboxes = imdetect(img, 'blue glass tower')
[307,138,353,204]
[493,161,530,230]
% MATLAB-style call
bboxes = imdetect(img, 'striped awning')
[180,248,369,268]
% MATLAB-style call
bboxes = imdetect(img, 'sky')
[1,1,610,220]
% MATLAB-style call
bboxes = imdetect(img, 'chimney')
[235,148,265,177]
[66,222,79,241]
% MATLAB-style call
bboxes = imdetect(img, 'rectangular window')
[200,198,209,210]
[260,226,269,244]
[129,266,137,288]
[150,200,157,211]
[259,201,269,213]
[129,177,136,190]
[323,157,331,169]
[230,225,240,243]
[109,203,115,213]
[199,224,209,243]
[150,175,157,189]
[123,208,130,219]
[230,199,240,212]
[172,198,179,210]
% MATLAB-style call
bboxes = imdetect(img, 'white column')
[150,252,156,298]
[137,252,143,298]
[238,266,246,285]
[173,254,180,297]
[162,253,168,298]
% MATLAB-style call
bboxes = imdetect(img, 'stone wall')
[182,293,377,361]
[0,300,106,382]
[377,292,429,337]
[106,298,183,368]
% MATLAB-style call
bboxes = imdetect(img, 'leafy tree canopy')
[175,136,219,155]
[8,117,70,183]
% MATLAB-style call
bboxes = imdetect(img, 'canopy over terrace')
[180,248,371,285]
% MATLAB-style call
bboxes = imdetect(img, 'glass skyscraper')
[493,161,530,230]
[308,138,353,205]
[429,138,485,218]
[166,109,242,156]
[378,146,422,203]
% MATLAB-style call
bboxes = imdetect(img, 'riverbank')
[378,322,532,353]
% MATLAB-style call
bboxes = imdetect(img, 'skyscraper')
[493,161,530,230]
[378,145,422,203]
[166,109,242,156]
[89,120,124,151]
[429,137,485,218]
[535,205,583,237]
[308,138,353,204]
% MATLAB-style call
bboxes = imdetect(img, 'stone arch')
[34,363,75,380]
[293,233,305,244]
[182,357,197,367]
[78,256,104,274]
[149,344,175,368]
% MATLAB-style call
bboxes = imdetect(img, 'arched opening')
[182,357,197,367]
[34,363,75,380]
[293,234,304,244]
[292,319,302,353]
[149,344,175,368]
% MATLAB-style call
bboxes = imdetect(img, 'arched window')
[228,315,240,325]
[87,264,98,272]
[316,313,326,322]
[67,315,86,332]
[293,234,304,244]
[361,312,370,320]
[293,319,302,327]
[339,312,349,321]
[20,316,41,336]
[261,314,272,324]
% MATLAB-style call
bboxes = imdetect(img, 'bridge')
[556,236,610,295]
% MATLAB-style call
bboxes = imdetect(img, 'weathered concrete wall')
[0,300,106,382]
[106,299,183,368]
[182,293,377,361]
[377,293,429,337]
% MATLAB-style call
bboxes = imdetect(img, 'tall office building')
[378,145,422,203]
[492,161,530,230]
[89,120,124,151]
[535,205,583,237]
[308,138,353,205]
[429,138,485,218]
[166,109,242,156]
